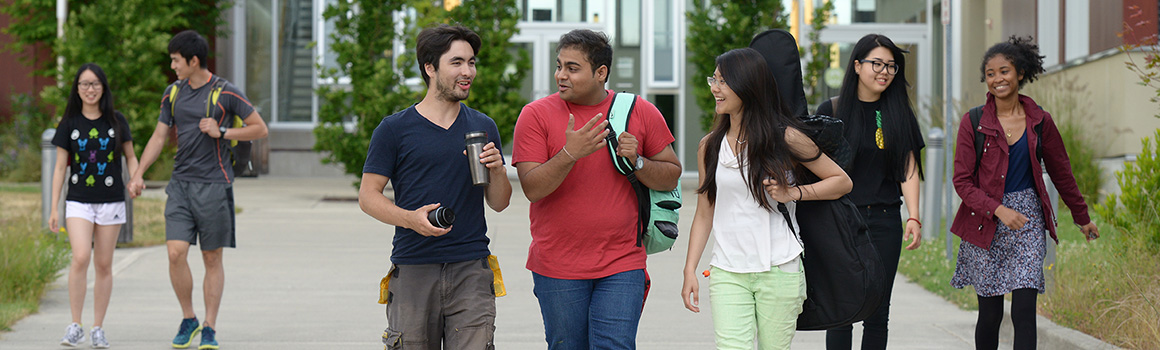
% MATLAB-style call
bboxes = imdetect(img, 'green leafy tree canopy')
[2,0,226,180]
[314,0,529,184]
[0,0,56,72]
[686,0,789,132]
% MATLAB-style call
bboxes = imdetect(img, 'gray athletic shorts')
[164,179,236,250]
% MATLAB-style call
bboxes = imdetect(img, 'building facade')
[103,0,1160,177]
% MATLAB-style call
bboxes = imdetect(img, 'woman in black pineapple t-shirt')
[49,63,139,348]
[814,34,926,350]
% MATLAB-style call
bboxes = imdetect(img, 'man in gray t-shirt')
[128,30,268,350]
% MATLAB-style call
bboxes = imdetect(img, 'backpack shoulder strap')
[205,77,227,119]
[168,82,182,116]
[605,92,638,175]
[1034,105,1045,163]
[969,105,985,171]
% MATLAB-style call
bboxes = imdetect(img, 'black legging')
[976,288,1038,350]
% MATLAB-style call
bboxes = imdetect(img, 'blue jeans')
[532,269,646,350]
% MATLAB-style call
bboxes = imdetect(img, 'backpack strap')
[204,77,225,120]
[605,92,638,175]
[602,92,649,247]
[1032,106,1044,164]
[776,203,805,253]
[969,105,985,173]
[167,81,184,121]
[202,78,242,149]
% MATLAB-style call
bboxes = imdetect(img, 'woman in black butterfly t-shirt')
[48,63,139,348]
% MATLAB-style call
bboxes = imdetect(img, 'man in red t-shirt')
[512,29,681,349]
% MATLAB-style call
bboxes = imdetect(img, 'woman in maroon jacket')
[950,36,1099,350]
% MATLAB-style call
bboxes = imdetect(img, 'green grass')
[899,210,1160,348]
[0,185,169,330]
[0,188,70,331]
[116,195,168,248]
[897,219,978,310]
[1043,214,1160,349]
[0,183,40,192]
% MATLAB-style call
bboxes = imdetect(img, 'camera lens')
[427,207,455,228]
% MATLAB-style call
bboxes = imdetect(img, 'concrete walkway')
[0,177,1108,349]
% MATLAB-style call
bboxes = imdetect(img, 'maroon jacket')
[951,93,1091,249]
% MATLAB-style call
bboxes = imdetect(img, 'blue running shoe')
[172,317,201,349]
[198,326,219,350]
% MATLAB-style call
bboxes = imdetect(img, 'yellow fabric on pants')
[707,262,806,350]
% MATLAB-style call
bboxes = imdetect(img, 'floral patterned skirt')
[951,187,1046,297]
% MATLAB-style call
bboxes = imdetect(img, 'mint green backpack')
[604,92,681,254]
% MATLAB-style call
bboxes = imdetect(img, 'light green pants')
[708,262,806,350]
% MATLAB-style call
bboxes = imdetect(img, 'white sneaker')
[90,326,109,348]
[59,323,84,347]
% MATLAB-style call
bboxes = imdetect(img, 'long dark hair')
[63,63,123,156]
[697,48,819,211]
[834,34,924,181]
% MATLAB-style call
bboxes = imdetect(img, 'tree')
[314,0,416,184]
[686,0,790,132]
[802,1,835,106]
[314,0,529,184]
[47,0,226,179]
[446,0,530,142]
[0,0,55,72]
[0,0,226,180]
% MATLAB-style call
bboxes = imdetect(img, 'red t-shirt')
[512,91,675,279]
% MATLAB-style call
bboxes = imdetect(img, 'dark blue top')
[1004,131,1034,193]
[363,104,504,265]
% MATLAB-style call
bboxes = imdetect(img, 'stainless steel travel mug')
[465,131,489,186]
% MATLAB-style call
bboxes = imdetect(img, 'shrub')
[1027,75,1105,205]
[0,94,55,182]
[1096,129,1160,251]
[314,0,419,184]
[1054,119,1104,205]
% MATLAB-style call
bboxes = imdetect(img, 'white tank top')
[709,138,804,273]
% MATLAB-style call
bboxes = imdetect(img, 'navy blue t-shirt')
[363,104,503,265]
[1004,131,1034,193]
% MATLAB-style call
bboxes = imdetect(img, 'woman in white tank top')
[680,48,852,350]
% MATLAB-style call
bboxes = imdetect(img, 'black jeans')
[826,204,903,350]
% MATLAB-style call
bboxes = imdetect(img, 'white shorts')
[65,201,127,226]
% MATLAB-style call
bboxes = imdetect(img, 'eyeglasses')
[78,82,103,91]
[706,76,727,88]
[858,59,899,75]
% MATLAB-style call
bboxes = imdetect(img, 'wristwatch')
[218,125,228,139]
[635,156,645,170]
